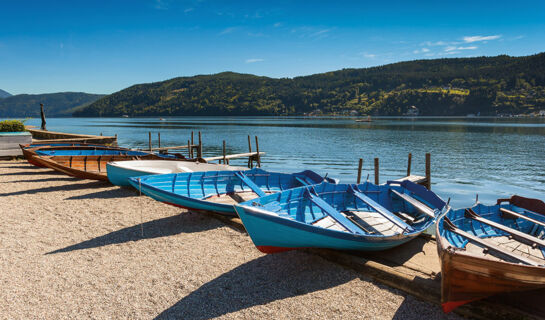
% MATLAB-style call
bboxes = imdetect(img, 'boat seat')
[235,171,267,197]
[304,189,365,235]
[500,208,545,229]
[465,209,545,249]
[390,189,436,218]
[348,185,414,233]
[443,217,541,266]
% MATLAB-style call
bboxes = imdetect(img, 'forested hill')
[0,92,105,117]
[0,89,11,98]
[74,53,545,117]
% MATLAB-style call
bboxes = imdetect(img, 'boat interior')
[246,182,442,237]
[441,204,545,266]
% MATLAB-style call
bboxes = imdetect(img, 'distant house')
[404,105,419,116]
[539,110,545,117]
[349,110,359,116]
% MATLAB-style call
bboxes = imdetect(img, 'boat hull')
[235,204,418,253]
[107,161,246,186]
[36,154,165,181]
[128,178,237,215]
[437,233,545,313]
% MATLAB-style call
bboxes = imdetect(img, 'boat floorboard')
[465,236,545,264]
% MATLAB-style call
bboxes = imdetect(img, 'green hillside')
[74,52,545,117]
[0,92,105,117]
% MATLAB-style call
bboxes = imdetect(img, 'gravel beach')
[0,160,461,319]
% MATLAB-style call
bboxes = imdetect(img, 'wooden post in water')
[198,131,202,158]
[40,103,47,131]
[187,140,191,158]
[100,132,103,136]
[407,153,412,176]
[425,153,431,190]
[190,131,194,158]
[247,135,253,168]
[357,158,363,184]
[158,132,161,148]
[374,158,379,185]
[148,132,152,151]
[222,140,226,164]
[255,136,261,168]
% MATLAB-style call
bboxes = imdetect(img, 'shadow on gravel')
[46,213,219,255]
[65,187,137,200]
[4,177,77,183]
[154,252,357,320]
[0,181,109,197]
[0,165,37,170]
[0,170,62,176]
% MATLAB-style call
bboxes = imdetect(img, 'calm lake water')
[25,116,545,208]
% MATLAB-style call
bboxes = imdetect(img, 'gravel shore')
[0,160,461,319]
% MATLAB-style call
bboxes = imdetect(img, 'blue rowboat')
[107,160,246,186]
[233,180,449,253]
[436,195,545,313]
[128,168,335,216]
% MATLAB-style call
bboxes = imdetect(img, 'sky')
[1,0,544,95]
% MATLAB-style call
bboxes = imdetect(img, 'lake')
[24,116,545,208]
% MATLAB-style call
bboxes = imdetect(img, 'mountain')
[0,89,11,99]
[0,92,105,117]
[74,52,545,117]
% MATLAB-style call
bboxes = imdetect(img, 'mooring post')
[407,153,412,176]
[40,103,47,131]
[158,132,161,149]
[357,158,363,184]
[148,132,152,151]
[190,131,194,158]
[374,157,379,185]
[100,132,103,136]
[187,140,191,158]
[247,135,253,168]
[198,131,202,158]
[222,140,226,164]
[425,153,431,190]
[255,136,261,168]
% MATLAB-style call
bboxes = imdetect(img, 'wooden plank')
[465,209,545,249]
[204,152,265,161]
[500,208,545,228]
[395,175,427,184]
[443,217,540,266]
[391,189,435,218]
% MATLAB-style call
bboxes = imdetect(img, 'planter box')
[0,132,32,157]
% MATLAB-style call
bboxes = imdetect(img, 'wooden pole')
[425,153,431,190]
[407,153,412,176]
[148,132,152,151]
[190,131,194,158]
[222,140,226,164]
[100,132,103,136]
[40,103,47,131]
[255,136,261,168]
[374,157,379,185]
[247,135,253,168]
[357,158,363,184]
[158,132,161,148]
[198,131,202,158]
[187,140,191,158]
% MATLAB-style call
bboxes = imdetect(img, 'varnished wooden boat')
[20,143,128,167]
[436,195,545,313]
[35,154,169,180]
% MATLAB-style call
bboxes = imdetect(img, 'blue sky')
[1,0,544,94]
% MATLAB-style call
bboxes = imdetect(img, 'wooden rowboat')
[234,180,448,253]
[34,154,169,180]
[128,168,335,216]
[436,195,545,313]
[20,144,129,167]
